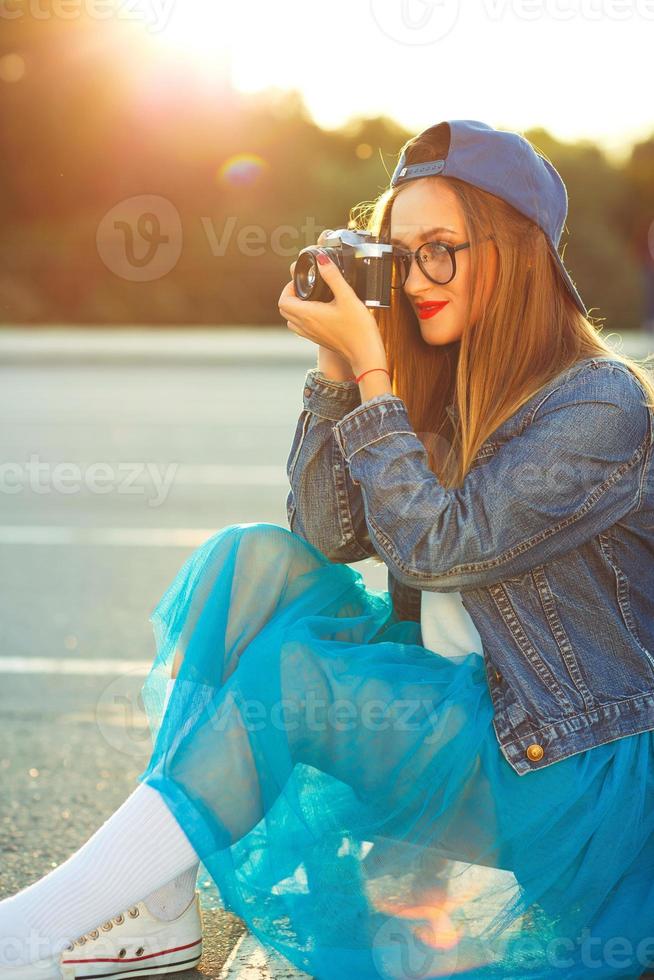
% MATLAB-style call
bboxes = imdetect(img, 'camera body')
[293,228,394,307]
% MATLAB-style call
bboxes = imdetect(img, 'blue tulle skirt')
[137,522,654,980]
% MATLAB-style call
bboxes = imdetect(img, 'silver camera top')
[320,228,393,259]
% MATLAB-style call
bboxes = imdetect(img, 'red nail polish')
[317,250,330,266]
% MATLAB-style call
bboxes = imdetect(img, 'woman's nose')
[403,253,428,293]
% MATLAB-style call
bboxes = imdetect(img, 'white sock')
[0,782,200,968]
[141,677,200,922]
[140,865,199,922]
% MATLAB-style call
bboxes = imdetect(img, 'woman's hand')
[279,251,388,377]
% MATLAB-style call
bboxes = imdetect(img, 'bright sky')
[141,0,653,165]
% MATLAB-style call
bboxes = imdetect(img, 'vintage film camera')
[293,228,395,307]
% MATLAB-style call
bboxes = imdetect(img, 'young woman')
[2,119,654,980]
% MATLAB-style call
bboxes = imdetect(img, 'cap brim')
[547,242,588,317]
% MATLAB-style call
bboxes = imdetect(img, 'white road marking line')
[0,657,153,676]
[218,933,311,979]
[0,526,219,546]
[219,934,247,978]
[171,465,288,485]
[0,465,288,487]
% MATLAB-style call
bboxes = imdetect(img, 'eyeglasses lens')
[391,243,454,287]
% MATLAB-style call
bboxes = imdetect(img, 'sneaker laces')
[64,906,140,950]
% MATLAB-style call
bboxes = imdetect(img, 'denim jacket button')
[526,743,544,762]
[303,386,312,397]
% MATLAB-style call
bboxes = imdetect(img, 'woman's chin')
[419,318,461,346]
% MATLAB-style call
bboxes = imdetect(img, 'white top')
[420,589,483,659]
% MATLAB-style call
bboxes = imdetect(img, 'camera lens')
[304,261,316,290]
[294,249,334,302]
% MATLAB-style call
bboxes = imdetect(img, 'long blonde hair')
[348,124,654,565]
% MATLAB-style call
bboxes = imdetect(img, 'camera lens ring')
[293,248,334,303]
[293,250,318,300]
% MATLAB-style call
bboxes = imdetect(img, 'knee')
[231,522,323,576]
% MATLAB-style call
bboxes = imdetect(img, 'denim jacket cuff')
[332,393,414,460]
[302,368,362,421]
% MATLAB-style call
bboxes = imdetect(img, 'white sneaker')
[58,892,203,979]
[0,894,202,980]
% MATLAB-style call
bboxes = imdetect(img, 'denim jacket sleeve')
[331,362,652,591]
[286,368,378,562]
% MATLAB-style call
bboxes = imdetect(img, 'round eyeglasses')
[391,234,495,288]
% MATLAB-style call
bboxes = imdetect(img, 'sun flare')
[152,2,242,59]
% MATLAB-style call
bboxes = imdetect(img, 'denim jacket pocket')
[487,574,579,714]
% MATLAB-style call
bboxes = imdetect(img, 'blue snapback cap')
[390,120,588,317]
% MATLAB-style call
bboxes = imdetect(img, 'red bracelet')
[355,367,391,384]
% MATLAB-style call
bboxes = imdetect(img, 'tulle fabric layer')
[137,522,654,980]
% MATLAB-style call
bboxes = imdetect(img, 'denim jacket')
[285,355,654,776]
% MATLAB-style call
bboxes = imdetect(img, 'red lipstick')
[416,301,449,320]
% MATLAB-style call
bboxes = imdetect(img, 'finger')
[278,288,308,319]
[314,249,351,301]
[278,280,297,308]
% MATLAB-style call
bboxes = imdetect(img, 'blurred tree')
[524,127,645,334]
[611,135,654,332]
